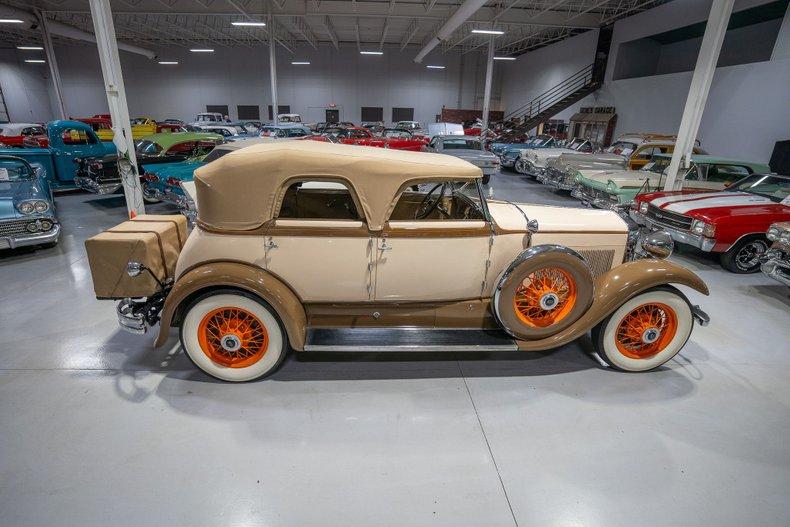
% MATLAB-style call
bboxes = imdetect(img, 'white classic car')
[513,138,594,177]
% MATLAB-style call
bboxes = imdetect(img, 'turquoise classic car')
[0,120,115,191]
[499,134,556,168]
[570,153,771,210]
[0,155,60,250]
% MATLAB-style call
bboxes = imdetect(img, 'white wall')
[501,0,790,163]
[1,42,499,128]
[0,49,53,123]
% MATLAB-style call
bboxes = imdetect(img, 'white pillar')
[481,36,495,131]
[88,0,144,217]
[269,12,279,125]
[663,0,734,191]
[35,10,66,120]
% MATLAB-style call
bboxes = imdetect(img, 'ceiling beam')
[400,18,419,50]
[292,16,318,49]
[322,16,339,49]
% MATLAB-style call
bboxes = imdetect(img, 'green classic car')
[570,153,771,210]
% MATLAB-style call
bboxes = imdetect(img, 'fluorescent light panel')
[24,59,45,63]
[360,51,383,55]
[158,61,179,65]
[291,61,310,65]
[17,46,43,50]
[231,21,266,26]
[494,56,516,61]
[0,19,25,24]
[471,29,505,35]
[190,48,214,52]
[426,65,445,69]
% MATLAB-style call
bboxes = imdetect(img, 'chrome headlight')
[39,219,53,231]
[26,221,39,233]
[18,201,34,214]
[691,219,715,237]
[17,200,49,214]
[639,202,648,214]
[767,225,779,241]
[34,200,49,213]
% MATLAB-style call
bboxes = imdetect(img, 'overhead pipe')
[0,5,157,59]
[413,0,488,63]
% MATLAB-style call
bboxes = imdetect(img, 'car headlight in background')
[691,219,715,237]
[17,200,49,214]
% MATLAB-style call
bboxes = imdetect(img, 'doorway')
[325,109,339,124]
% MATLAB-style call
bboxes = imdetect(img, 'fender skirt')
[515,258,709,351]
[154,261,307,350]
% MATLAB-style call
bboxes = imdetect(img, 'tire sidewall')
[597,288,693,372]
[180,291,286,382]
[722,236,768,273]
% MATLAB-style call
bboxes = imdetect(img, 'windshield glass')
[135,140,163,155]
[260,127,286,138]
[0,158,36,181]
[203,148,232,163]
[442,138,482,150]
[606,141,637,155]
[643,157,671,173]
[726,174,789,202]
[384,130,410,139]
[533,135,553,147]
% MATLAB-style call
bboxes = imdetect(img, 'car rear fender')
[155,260,307,350]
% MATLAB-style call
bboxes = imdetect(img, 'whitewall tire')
[180,291,286,382]
[593,287,693,372]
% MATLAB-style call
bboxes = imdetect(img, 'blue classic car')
[499,134,556,168]
[0,120,115,191]
[0,155,60,250]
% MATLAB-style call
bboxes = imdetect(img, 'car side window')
[60,127,95,145]
[708,164,752,181]
[287,129,307,137]
[390,180,485,222]
[635,147,657,160]
[277,180,362,220]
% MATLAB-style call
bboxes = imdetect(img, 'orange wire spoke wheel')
[197,307,269,368]
[615,302,678,359]
[512,267,578,328]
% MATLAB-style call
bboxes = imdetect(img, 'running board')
[304,328,518,352]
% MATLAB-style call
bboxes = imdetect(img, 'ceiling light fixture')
[231,21,266,27]
[158,61,179,65]
[24,59,45,63]
[17,46,43,50]
[0,19,25,24]
[471,29,505,35]
[190,48,214,52]
[291,61,311,65]
[426,65,445,69]
[494,56,517,61]
[360,51,383,55]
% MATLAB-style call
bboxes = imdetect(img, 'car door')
[264,179,374,302]
[373,181,490,302]
[52,124,102,183]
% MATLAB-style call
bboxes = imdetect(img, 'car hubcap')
[736,241,766,270]
[615,303,678,359]
[513,267,577,328]
[197,307,269,368]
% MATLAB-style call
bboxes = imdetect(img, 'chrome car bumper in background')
[539,167,575,190]
[74,175,122,195]
[0,223,61,250]
[630,210,716,252]
[760,248,790,286]
[571,186,627,211]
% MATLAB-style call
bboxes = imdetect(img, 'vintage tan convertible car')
[85,141,710,381]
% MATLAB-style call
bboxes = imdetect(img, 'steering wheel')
[415,183,451,219]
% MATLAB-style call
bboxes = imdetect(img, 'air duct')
[413,0,488,63]
[0,5,157,59]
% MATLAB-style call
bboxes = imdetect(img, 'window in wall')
[237,105,260,120]
[268,105,291,120]
[613,0,787,80]
[206,105,229,116]
[277,180,362,220]
[392,107,414,122]
[361,107,384,122]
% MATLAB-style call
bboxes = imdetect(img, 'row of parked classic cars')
[492,132,789,282]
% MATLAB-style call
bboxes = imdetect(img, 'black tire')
[720,235,769,273]
[482,174,490,185]
[178,288,289,382]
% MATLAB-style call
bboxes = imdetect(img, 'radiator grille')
[578,249,615,278]
[0,219,31,237]
[646,204,693,231]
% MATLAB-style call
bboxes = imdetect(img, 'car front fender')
[155,260,307,350]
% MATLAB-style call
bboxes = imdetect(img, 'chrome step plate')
[304,328,518,352]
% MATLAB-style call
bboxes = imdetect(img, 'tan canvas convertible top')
[194,140,482,231]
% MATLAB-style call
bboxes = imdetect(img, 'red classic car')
[630,173,790,273]
[0,123,49,148]
[318,127,426,151]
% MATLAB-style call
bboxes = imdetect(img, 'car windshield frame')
[724,174,790,203]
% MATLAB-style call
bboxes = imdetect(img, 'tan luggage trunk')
[85,215,188,299]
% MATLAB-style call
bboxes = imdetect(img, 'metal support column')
[481,36,495,131]
[35,10,66,120]
[269,11,279,125]
[88,0,144,217]
[663,0,734,191]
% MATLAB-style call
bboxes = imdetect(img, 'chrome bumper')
[538,169,575,190]
[74,175,122,195]
[629,210,716,252]
[571,187,627,211]
[117,298,148,334]
[500,157,517,168]
[760,249,790,286]
[0,224,61,250]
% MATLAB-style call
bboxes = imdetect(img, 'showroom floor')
[1,171,789,526]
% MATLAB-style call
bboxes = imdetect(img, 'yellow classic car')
[84,142,710,382]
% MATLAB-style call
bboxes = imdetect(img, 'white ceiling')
[0,0,668,57]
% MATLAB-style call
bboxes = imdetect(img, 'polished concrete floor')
[1,171,789,526]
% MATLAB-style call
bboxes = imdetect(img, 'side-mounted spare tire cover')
[494,245,594,340]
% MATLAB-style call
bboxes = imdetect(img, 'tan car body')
[149,141,707,351]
